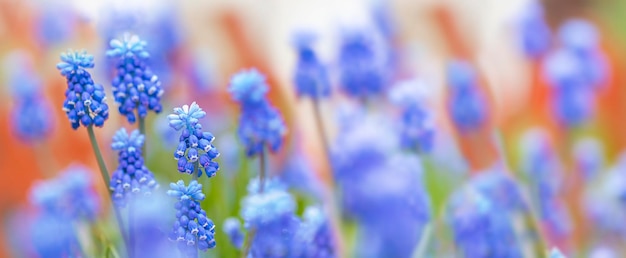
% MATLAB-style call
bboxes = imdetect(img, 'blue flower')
[518,1,551,59]
[56,50,109,129]
[167,102,220,178]
[338,31,385,97]
[298,206,336,258]
[573,138,604,180]
[107,34,164,123]
[446,61,487,132]
[8,57,53,143]
[223,218,244,249]
[230,69,287,157]
[109,128,159,207]
[167,180,216,256]
[229,69,269,106]
[30,165,100,221]
[447,187,522,258]
[388,79,435,152]
[30,213,78,257]
[240,178,304,257]
[292,32,330,99]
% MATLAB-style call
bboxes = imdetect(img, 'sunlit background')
[2,0,626,257]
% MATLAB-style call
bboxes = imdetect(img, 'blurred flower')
[573,138,604,180]
[240,178,303,257]
[109,128,159,207]
[167,102,220,178]
[7,53,53,143]
[223,218,245,249]
[388,78,435,152]
[35,1,76,48]
[471,169,526,212]
[107,34,164,123]
[292,32,331,99]
[297,206,335,258]
[446,61,487,132]
[550,247,566,258]
[447,186,522,258]
[30,214,78,257]
[167,180,216,256]
[229,69,287,157]
[520,129,571,238]
[133,192,178,258]
[56,50,109,129]
[517,1,551,59]
[338,31,386,98]
[584,155,626,238]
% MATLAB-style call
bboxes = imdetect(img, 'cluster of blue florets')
[338,32,385,98]
[109,128,159,207]
[9,66,53,143]
[107,34,164,123]
[167,102,220,178]
[388,79,435,152]
[167,180,216,257]
[57,50,109,129]
[292,32,330,99]
[446,61,488,133]
[229,69,287,157]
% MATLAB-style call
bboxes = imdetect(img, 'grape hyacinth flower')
[8,56,53,143]
[223,218,245,249]
[446,61,488,132]
[240,178,303,257]
[298,206,335,258]
[573,138,604,180]
[388,78,435,152]
[292,32,330,99]
[518,1,551,59]
[229,69,287,157]
[57,50,109,129]
[447,186,522,258]
[338,31,385,98]
[167,180,216,257]
[167,102,220,178]
[107,34,164,123]
[109,128,159,207]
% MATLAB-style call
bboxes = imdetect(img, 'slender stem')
[312,99,345,256]
[258,149,266,193]
[412,223,433,258]
[86,125,130,254]
[240,228,257,258]
[72,224,88,258]
[138,116,146,155]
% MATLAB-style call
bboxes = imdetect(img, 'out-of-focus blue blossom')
[584,155,626,238]
[223,218,245,249]
[99,1,182,89]
[35,2,76,48]
[296,206,335,258]
[107,34,164,123]
[134,192,178,258]
[446,61,487,132]
[447,186,522,258]
[573,138,604,180]
[471,169,526,212]
[550,247,567,258]
[292,32,331,99]
[229,69,287,157]
[56,50,109,129]
[7,53,54,143]
[520,129,572,237]
[543,49,596,127]
[109,128,159,207]
[30,213,78,257]
[388,79,435,152]
[30,165,100,221]
[167,180,216,256]
[279,152,324,199]
[167,102,220,178]
[518,1,551,59]
[338,31,386,98]
[240,178,303,257]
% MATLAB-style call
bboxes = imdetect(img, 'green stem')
[240,228,257,258]
[138,117,146,155]
[86,125,130,255]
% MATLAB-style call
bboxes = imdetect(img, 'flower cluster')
[167,102,220,178]
[109,128,159,207]
[167,180,216,257]
[446,61,488,133]
[57,50,109,129]
[229,69,287,157]
[518,1,551,59]
[338,31,385,97]
[29,166,100,257]
[543,19,608,127]
[388,79,435,152]
[447,186,522,258]
[8,54,53,143]
[292,32,330,99]
[107,34,164,123]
